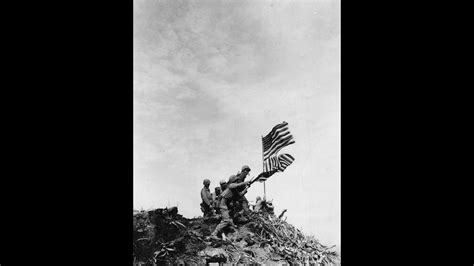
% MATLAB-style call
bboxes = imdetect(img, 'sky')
[134,0,340,249]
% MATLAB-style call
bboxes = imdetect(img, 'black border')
[2,0,472,265]
[2,0,133,264]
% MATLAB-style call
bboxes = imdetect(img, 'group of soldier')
[200,165,275,239]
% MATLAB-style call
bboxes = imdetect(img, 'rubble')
[133,206,340,265]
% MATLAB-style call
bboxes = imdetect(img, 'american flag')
[277,153,295,171]
[262,121,295,161]
[258,153,295,182]
[263,153,295,173]
[253,169,278,183]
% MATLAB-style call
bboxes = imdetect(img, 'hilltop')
[133,206,339,265]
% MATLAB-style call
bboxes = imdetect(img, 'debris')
[198,247,228,262]
[133,206,340,265]
[278,209,288,219]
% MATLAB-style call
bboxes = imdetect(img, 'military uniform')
[213,187,222,213]
[211,195,236,237]
[200,186,214,217]
[254,197,263,211]
[226,173,250,214]
[211,166,251,237]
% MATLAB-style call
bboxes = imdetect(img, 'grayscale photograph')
[133,0,340,264]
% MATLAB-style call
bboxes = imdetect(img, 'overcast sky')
[134,0,340,248]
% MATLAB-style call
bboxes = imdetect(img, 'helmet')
[203,179,210,185]
[219,180,227,186]
[241,165,251,172]
[256,196,262,201]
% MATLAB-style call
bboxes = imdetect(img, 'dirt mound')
[133,207,340,265]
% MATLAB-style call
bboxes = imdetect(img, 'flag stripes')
[262,122,295,161]
[254,169,278,183]
[278,153,295,171]
[263,136,295,161]
[262,122,290,150]
[261,153,295,181]
[258,122,296,183]
[263,155,280,172]
[256,169,277,183]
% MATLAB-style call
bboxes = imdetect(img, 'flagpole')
[262,136,266,199]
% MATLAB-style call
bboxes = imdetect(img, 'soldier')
[254,196,275,214]
[214,187,222,201]
[213,180,227,214]
[227,165,252,216]
[213,186,222,212]
[254,196,263,211]
[210,176,250,238]
[219,179,227,191]
[210,166,251,238]
[266,200,275,215]
[200,179,214,217]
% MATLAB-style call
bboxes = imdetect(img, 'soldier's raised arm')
[227,180,249,189]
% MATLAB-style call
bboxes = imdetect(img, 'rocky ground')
[133,207,340,265]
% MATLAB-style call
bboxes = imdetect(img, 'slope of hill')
[133,207,340,265]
